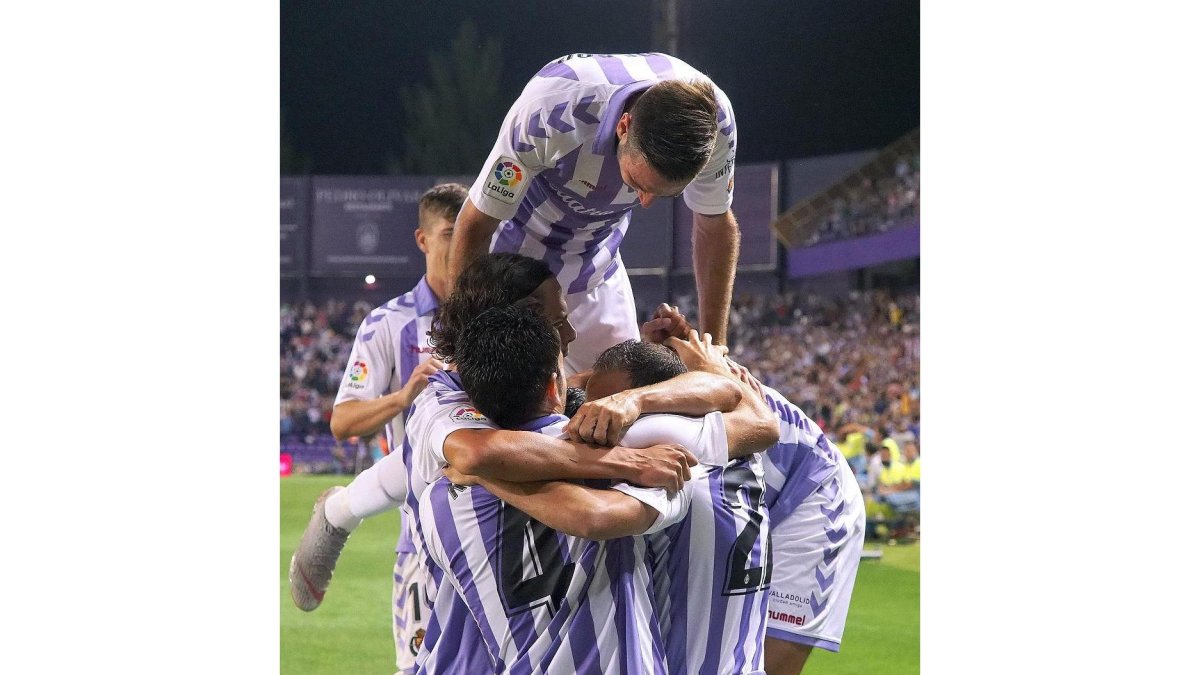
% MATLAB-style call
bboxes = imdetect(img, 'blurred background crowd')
[281,286,921,538]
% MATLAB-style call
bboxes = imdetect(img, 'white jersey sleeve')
[333,313,395,404]
[609,480,692,535]
[468,92,555,222]
[619,411,729,467]
[682,87,737,216]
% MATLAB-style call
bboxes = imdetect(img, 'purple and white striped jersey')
[417,413,687,675]
[757,382,844,524]
[333,277,439,553]
[622,418,771,675]
[469,52,737,295]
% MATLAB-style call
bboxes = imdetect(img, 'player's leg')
[392,550,432,675]
[763,458,867,674]
[562,262,640,376]
[288,451,410,610]
[764,639,812,675]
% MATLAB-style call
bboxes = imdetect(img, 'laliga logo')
[493,160,523,186]
[489,160,523,201]
[349,361,368,382]
[450,406,487,422]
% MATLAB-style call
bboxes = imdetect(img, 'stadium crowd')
[805,151,920,246]
[282,286,920,535]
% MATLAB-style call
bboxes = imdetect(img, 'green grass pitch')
[281,474,919,673]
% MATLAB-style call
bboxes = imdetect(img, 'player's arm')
[451,94,550,287]
[666,330,779,458]
[330,359,445,439]
[684,90,739,345]
[466,475,672,540]
[446,201,502,288]
[566,372,741,446]
[442,429,697,492]
[692,208,740,345]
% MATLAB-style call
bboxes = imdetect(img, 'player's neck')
[426,273,450,303]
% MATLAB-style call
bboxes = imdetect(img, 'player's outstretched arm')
[692,209,740,345]
[446,200,502,289]
[442,429,697,491]
[456,470,685,540]
[566,371,742,446]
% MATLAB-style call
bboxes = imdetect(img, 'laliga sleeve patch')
[449,406,488,423]
[347,361,369,389]
[483,157,525,205]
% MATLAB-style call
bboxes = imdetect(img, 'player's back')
[651,457,771,675]
[419,476,666,675]
[758,382,846,523]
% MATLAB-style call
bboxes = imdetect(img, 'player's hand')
[443,465,479,487]
[401,358,445,404]
[665,330,728,376]
[609,443,698,492]
[566,392,641,446]
[640,304,693,344]
[727,358,766,401]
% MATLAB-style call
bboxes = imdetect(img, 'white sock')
[323,488,362,532]
[324,451,409,530]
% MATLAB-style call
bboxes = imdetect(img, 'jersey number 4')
[498,504,576,616]
[721,463,773,596]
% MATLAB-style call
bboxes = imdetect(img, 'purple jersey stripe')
[429,482,504,657]
[554,144,583,185]
[642,53,675,79]
[547,101,576,133]
[558,544,606,675]
[729,568,760,674]
[537,60,580,80]
[492,221,528,254]
[395,318,422,553]
[603,540,635,675]
[573,95,601,124]
[750,583,771,666]
[664,507,692,672]
[480,494,540,653]
[597,56,637,84]
[566,223,618,294]
[699,473,734,674]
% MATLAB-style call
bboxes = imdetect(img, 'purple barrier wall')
[673,162,779,271]
[280,177,309,276]
[787,220,919,278]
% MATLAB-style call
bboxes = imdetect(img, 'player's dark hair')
[456,304,562,429]
[626,79,720,183]
[564,387,587,418]
[418,183,468,229]
[592,340,687,388]
[430,253,554,363]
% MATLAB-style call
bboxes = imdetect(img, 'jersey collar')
[593,80,657,156]
[514,413,570,432]
[413,276,440,316]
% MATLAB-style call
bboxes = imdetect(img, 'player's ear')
[414,226,428,254]
[616,112,631,139]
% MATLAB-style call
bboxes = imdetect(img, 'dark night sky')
[281,0,919,174]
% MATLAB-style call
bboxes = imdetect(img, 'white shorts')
[766,458,867,652]
[392,550,433,674]
[563,262,640,376]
